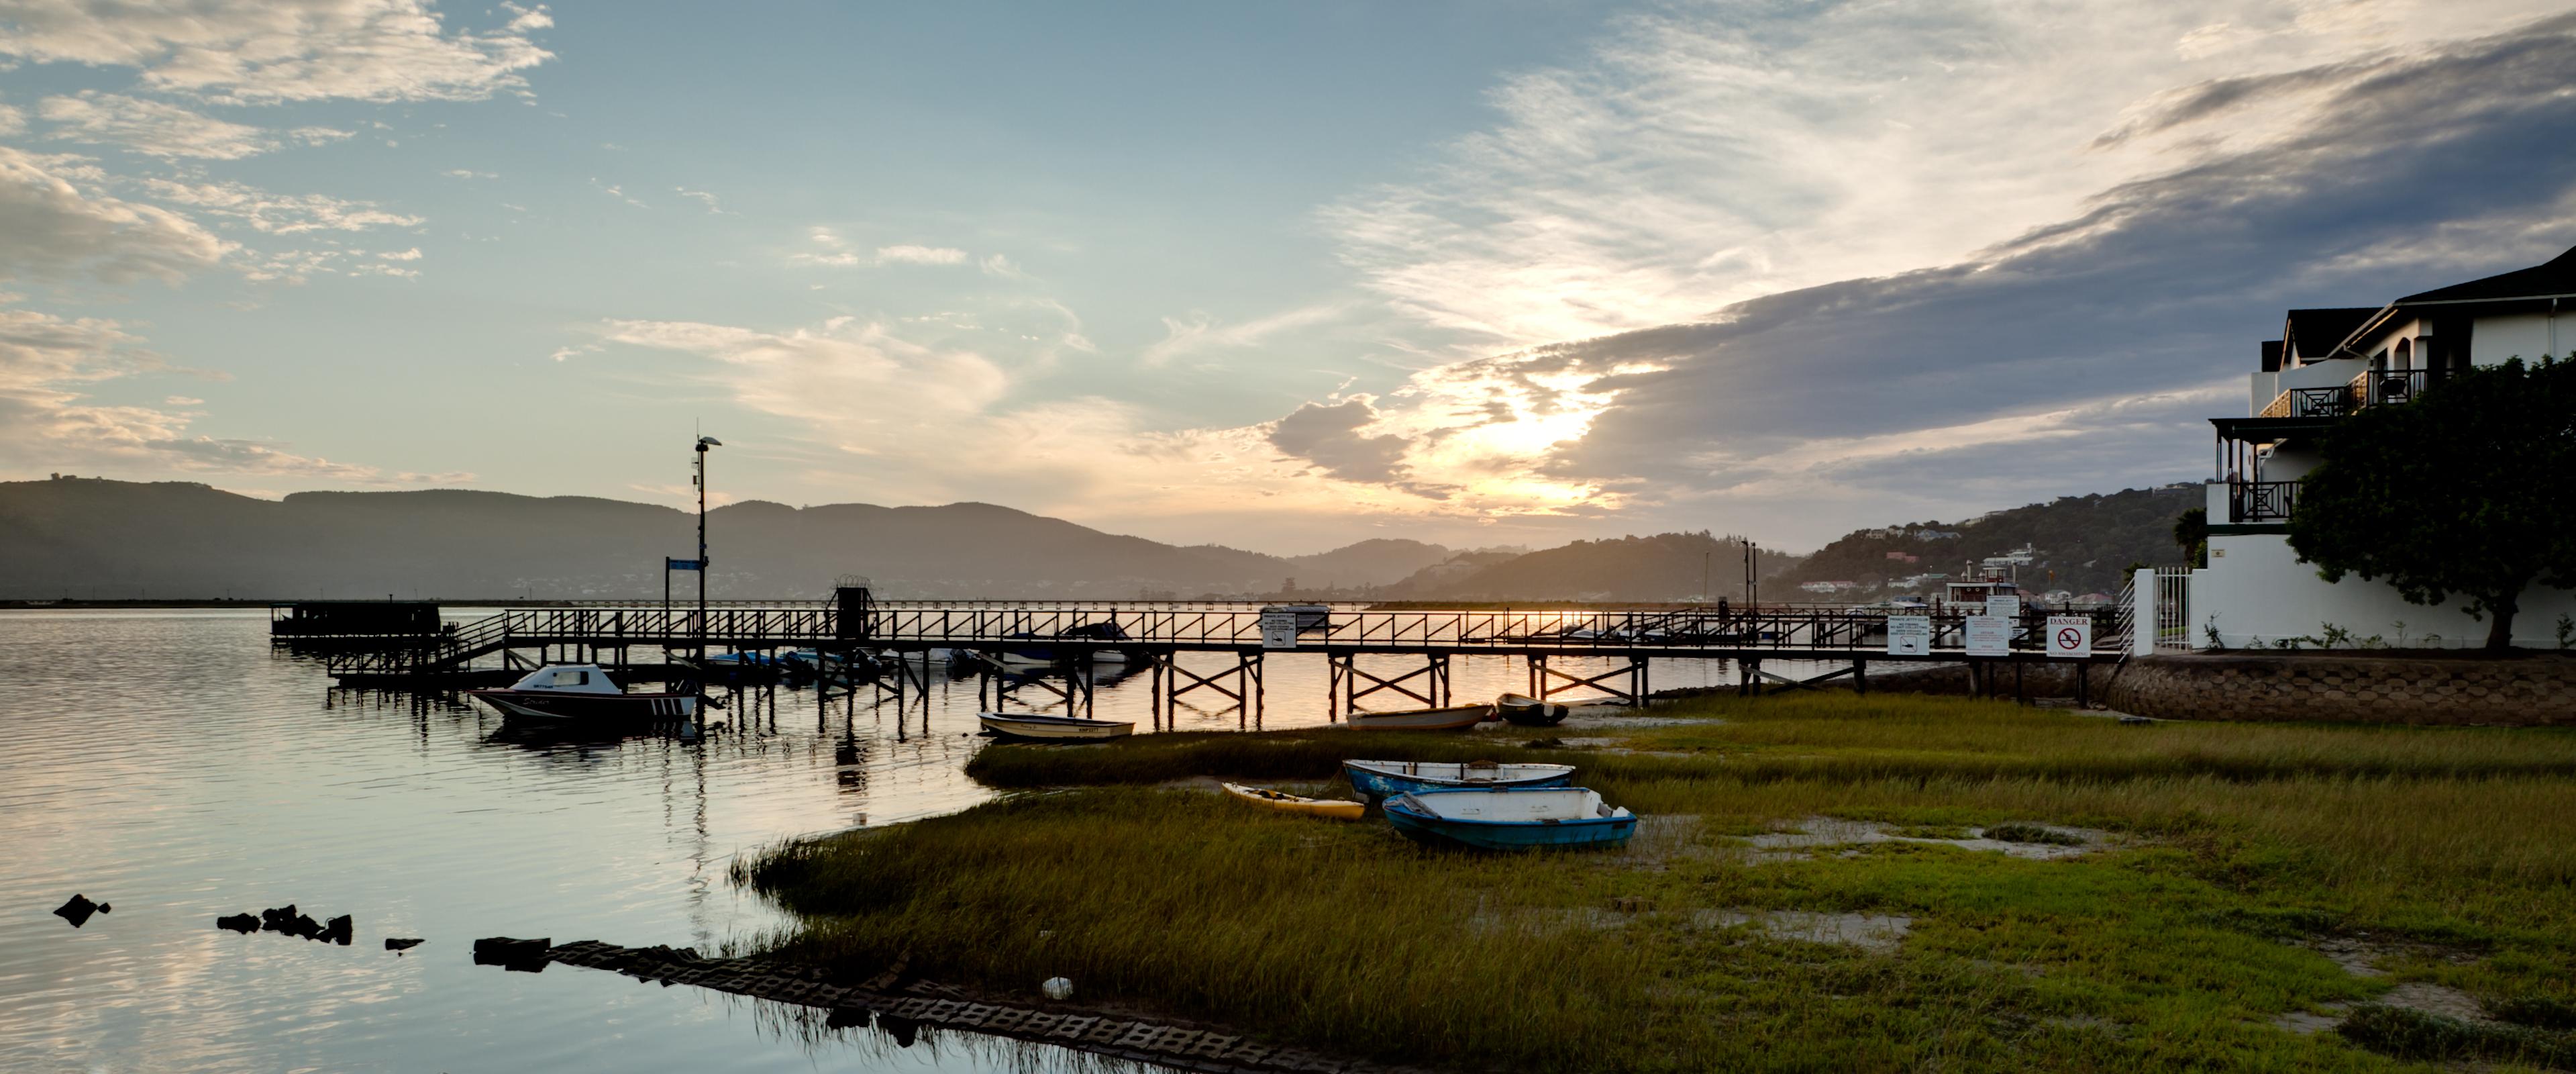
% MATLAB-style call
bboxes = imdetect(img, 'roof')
[2399,244,2576,304]
[2282,308,2379,358]
[2260,340,2282,372]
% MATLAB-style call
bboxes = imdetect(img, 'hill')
[0,479,1435,599]
[1381,532,1805,603]
[1775,485,2200,601]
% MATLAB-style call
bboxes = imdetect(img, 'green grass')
[743,693,2576,1072]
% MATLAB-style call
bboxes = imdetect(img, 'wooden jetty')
[317,587,2132,720]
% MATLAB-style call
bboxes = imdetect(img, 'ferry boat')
[463,665,699,723]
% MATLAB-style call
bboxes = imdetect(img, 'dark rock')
[472,936,552,971]
[881,1014,919,1048]
[217,913,260,933]
[288,914,323,940]
[824,1006,872,1031]
[260,905,298,932]
[319,915,353,946]
[53,894,99,928]
[384,938,425,953]
[95,904,110,914]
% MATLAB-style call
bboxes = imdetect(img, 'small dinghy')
[977,712,1135,742]
[1342,759,1576,800]
[1494,693,1570,727]
[1344,704,1492,731]
[1221,783,1364,820]
[1382,787,1635,850]
[464,665,699,724]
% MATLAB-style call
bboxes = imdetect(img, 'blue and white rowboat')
[1341,759,1575,801]
[1382,787,1635,850]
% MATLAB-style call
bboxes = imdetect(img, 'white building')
[2180,247,2576,649]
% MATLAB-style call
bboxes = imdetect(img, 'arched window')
[2394,338,2413,371]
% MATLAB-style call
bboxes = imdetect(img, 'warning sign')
[2046,615,2092,658]
[1886,615,1930,656]
[1984,594,2022,618]
[1259,609,1300,650]
[1964,615,2012,657]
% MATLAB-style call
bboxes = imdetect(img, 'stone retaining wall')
[2102,653,2576,725]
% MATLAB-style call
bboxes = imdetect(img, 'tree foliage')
[2288,358,2576,650]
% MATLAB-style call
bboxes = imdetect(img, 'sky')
[3,0,2574,556]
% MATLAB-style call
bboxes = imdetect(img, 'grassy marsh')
[745,693,2576,1071]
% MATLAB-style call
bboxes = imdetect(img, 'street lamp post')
[694,435,721,656]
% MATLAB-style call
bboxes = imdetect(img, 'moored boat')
[1341,759,1576,800]
[464,664,699,723]
[1382,787,1635,850]
[1344,704,1491,731]
[1494,693,1570,727]
[1221,783,1365,820]
[976,712,1135,742]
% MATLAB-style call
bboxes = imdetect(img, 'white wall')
[2190,532,2576,648]
[2472,312,2561,365]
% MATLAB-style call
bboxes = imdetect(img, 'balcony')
[2222,480,2298,524]
[2257,369,2430,419]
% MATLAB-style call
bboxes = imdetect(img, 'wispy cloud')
[674,186,727,214]
[1143,301,1351,367]
[0,0,557,105]
[874,244,968,266]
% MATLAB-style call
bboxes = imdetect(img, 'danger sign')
[2045,615,2092,658]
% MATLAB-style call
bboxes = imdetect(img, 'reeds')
[748,694,2576,1071]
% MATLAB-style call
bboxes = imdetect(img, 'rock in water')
[319,915,354,946]
[52,895,99,928]
[384,938,424,953]
[1042,976,1074,1001]
[260,906,299,932]
[471,936,552,972]
[216,913,260,933]
[288,914,323,940]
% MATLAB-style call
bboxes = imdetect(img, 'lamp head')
[697,436,722,450]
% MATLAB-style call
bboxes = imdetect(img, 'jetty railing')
[324,601,2129,679]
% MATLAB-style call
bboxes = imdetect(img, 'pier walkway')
[319,593,2132,719]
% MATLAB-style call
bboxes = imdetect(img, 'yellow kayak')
[1221,782,1366,821]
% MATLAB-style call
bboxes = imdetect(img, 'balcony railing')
[2227,480,2298,523]
[2257,369,2431,419]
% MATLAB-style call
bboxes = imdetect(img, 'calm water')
[0,609,1737,1073]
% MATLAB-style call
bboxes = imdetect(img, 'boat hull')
[1494,694,1570,727]
[1383,789,1635,850]
[1341,760,1576,800]
[465,689,699,722]
[1343,705,1490,731]
[1221,783,1364,821]
[977,713,1135,742]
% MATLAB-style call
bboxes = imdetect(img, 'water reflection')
[0,609,1741,1073]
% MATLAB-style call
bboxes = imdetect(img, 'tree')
[2171,506,2207,569]
[2287,358,2576,650]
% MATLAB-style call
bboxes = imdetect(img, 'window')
[2394,338,2413,371]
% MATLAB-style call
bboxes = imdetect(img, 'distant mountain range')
[0,477,2199,603]
[0,479,1451,599]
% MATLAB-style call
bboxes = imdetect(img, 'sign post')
[2046,615,2092,659]
[1886,615,1930,656]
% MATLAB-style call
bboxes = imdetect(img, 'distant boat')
[989,624,1141,667]
[1344,705,1491,731]
[464,664,698,723]
[1382,787,1635,850]
[1342,759,1576,800]
[1494,693,1569,727]
[1221,783,1364,820]
[976,712,1135,742]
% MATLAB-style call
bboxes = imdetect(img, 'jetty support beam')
[1527,653,1645,707]
[1328,652,1450,720]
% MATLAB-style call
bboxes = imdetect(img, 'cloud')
[136,177,423,234]
[980,253,1025,279]
[443,168,497,180]
[589,179,646,208]
[38,92,273,158]
[0,0,556,105]
[1266,396,1413,484]
[0,146,229,283]
[0,303,448,481]
[874,244,968,266]
[1142,301,1351,367]
[1319,0,2571,353]
[674,187,726,214]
